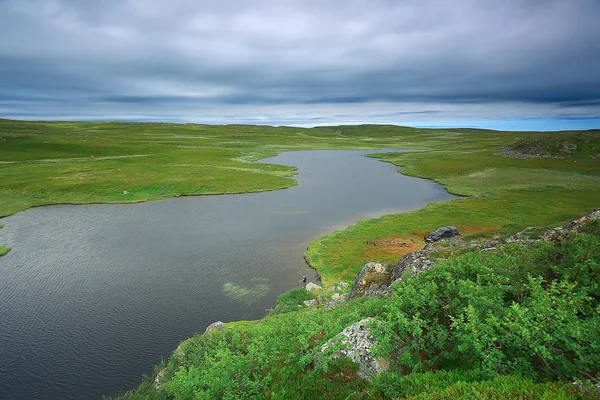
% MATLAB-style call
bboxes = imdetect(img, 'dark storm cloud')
[0,0,600,125]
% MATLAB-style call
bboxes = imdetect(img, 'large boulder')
[348,262,395,299]
[305,282,322,292]
[204,321,224,334]
[390,248,433,283]
[318,318,390,381]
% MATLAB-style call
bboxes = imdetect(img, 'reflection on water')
[0,149,454,400]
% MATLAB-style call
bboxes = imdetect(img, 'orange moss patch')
[412,230,430,238]
[458,226,500,235]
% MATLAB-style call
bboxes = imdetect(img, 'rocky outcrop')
[318,318,390,381]
[303,299,318,307]
[389,248,433,283]
[204,321,224,334]
[348,249,436,299]
[305,282,322,292]
[348,262,395,299]
[327,281,350,292]
[324,293,346,310]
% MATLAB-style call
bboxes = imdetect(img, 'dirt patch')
[412,230,429,238]
[458,226,500,236]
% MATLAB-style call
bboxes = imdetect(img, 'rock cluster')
[347,262,396,299]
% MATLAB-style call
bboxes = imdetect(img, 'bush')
[378,231,600,382]
[269,287,314,315]
[407,375,590,400]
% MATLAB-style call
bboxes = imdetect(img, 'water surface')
[0,150,453,399]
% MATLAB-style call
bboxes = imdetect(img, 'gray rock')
[390,249,433,283]
[204,321,224,334]
[154,368,167,391]
[303,299,318,307]
[327,285,337,292]
[324,293,346,310]
[337,282,349,290]
[305,282,322,292]
[317,293,329,305]
[318,318,389,381]
[348,262,395,299]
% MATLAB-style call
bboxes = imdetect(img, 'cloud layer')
[1,0,599,128]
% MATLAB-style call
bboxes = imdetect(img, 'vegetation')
[0,245,10,256]
[115,222,600,399]
[2,119,599,398]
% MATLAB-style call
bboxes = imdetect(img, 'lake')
[0,149,454,399]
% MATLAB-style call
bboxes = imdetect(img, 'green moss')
[0,245,10,256]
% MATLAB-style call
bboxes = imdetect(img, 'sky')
[1,0,600,130]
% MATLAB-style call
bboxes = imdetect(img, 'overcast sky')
[1,0,599,129]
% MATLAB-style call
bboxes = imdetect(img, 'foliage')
[378,231,600,382]
[371,369,496,398]
[269,287,314,315]
[406,375,592,400]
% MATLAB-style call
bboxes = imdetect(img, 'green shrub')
[269,287,314,315]
[372,370,496,399]
[407,375,590,400]
[378,232,600,381]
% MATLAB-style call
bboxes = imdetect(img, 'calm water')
[0,150,453,399]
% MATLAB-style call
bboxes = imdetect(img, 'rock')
[122,190,129,195]
[337,282,349,290]
[389,249,433,283]
[303,299,318,307]
[317,293,329,305]
[305,282,322,292]
[318,318,390,381]
[348,262,395,300]
[324,293,346,310]
[154,368,167,391]
[327,285,336,292]
[204,321,224,334]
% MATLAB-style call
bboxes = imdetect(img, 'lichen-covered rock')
[324,293,346,310]
[303,299,318,307]
[348,262,395,299]
[318,318,389,381]
[154,369,167,391]
[305,282,322,292]
[317,293,329,305]
[204,321,224,334]
[389,249,433,283]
